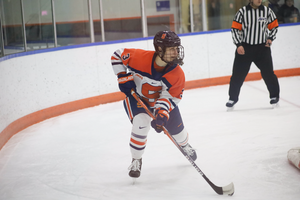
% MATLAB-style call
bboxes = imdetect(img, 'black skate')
[182,143,197,161]
[128,158,142,178]
[226,100,237,111]
[270,97,279,108]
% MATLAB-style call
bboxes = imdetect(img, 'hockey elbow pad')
[117,73,136,97]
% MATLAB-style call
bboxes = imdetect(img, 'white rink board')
[0,25,300,135]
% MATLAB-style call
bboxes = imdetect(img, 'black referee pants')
[228,43,280,102]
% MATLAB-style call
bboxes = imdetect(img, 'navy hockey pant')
[123,95,184,135]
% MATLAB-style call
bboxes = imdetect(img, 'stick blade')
[222,182,234,196]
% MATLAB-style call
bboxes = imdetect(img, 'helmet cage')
[154,31,184,65]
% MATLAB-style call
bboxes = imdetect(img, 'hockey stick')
[131,89,234,196]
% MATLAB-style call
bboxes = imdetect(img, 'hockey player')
[111,30,197,178]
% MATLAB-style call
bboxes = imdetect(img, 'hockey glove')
[151,108,169,133]
[118,73,136,97]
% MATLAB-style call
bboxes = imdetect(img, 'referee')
[226,0,280,109]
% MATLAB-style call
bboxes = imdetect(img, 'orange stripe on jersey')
[111,56,118,60]
[130,138,147,146]
[268,19,278,30]
[160,98,171,109]
[232,21,242,30]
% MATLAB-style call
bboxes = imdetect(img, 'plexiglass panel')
[276,0,300,23]
[23,0,54,50]
[144,0,181,35]
[54,0,91,46]
[102,0,142,41]
[1,0,25,54]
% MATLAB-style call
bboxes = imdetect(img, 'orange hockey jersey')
[111,48,185,113]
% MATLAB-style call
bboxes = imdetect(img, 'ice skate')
[182,143,197,161]
[128,158,142,178]
[270,97,279,108]
[226,100,237,111]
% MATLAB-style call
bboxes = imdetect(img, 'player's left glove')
[151,108,169,133]
[117,72,136,97]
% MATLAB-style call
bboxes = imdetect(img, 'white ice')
[0,76,300,200]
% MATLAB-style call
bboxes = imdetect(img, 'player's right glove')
[151,108,169,133]
[117,73,136,97]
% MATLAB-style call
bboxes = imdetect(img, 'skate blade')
[131,178,137,185]
[271,103,279,109]
[227,107,234,112]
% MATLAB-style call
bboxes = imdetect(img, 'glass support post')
[201,0,207,31]
[38,0,42,41]
[140,0,148,37]
[51,0,57,47]
[20,0,27,51]
[88,0,95,43]
[0,0,7,47]
[99,0,105,42]
[0,14,4,56]
[189,0,194,32]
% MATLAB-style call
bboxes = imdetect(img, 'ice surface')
[0,76,300,200]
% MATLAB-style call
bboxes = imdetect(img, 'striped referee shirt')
[231,4,279,47]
